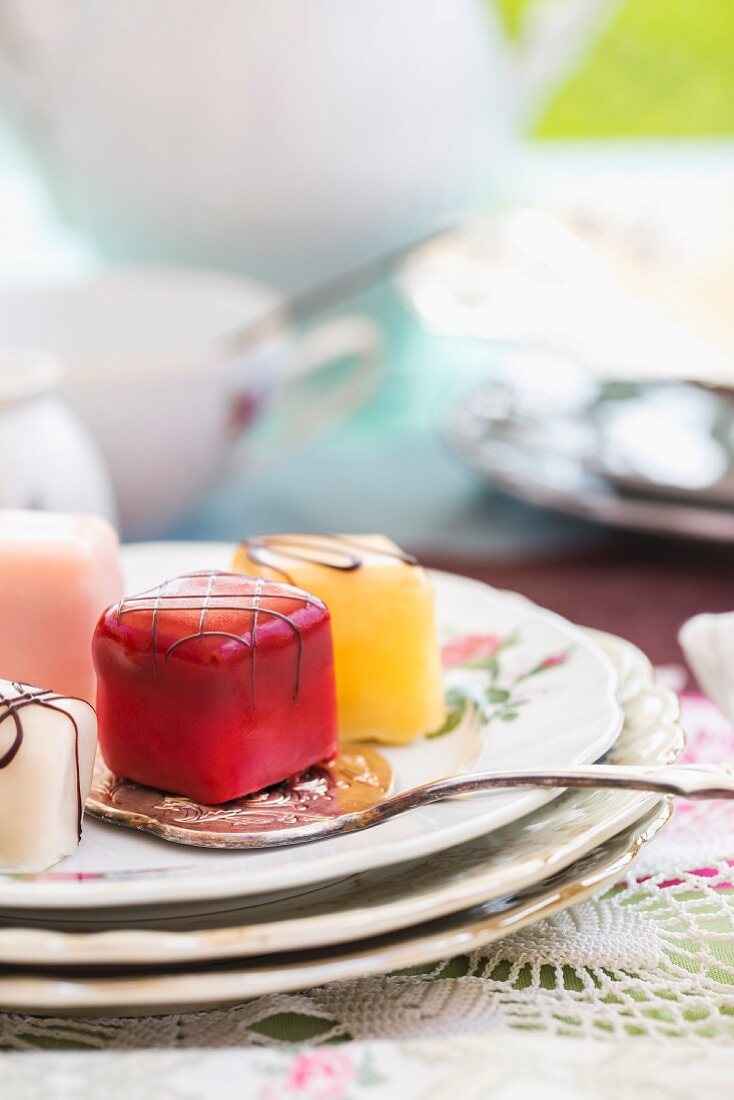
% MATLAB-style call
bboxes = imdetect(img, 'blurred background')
[2,0,734,658]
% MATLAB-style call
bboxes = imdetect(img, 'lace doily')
[2,692,734,1050]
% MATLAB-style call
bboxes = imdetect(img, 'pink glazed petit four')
[0,511,124,705]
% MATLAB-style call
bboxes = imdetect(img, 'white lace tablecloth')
[2,690,734,1097]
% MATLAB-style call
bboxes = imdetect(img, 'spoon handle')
[361,764,734,829]
[228,224,451,352]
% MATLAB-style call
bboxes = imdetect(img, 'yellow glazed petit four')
[232,534,445,744]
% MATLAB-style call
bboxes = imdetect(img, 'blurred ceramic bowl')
[0,348,117,521]
[679,613,734,724]
[0,268,381,535]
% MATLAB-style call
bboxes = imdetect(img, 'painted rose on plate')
[431,632,572,737]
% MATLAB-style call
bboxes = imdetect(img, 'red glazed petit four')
[93,571,338,804]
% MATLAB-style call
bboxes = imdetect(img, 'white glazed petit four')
[0,680,97,872]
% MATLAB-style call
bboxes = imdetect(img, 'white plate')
[0,632,682,966]
[0,543,622,909]
[0,800,670,1014]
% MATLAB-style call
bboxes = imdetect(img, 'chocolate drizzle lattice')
[240,534,418,585]
[112,571,323,703]
[0,683,84,839]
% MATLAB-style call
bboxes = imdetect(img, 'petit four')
[233,534,446,743]
[0,510,124,705]
[93,571,339,804]
[0,679,97,871]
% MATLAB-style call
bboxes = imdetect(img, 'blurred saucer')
[447,378,734,544]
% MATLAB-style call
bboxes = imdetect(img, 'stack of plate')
[0,544,681,1016]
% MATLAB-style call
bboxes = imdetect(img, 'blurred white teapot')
[0,0,614,291]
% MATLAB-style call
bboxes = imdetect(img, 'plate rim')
[0,545,623,909]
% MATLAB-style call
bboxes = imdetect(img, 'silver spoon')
[269,763,734,845]
[227,223,453,352]
[87,761,734,850]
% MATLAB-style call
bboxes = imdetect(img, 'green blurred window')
[495,0,734,136]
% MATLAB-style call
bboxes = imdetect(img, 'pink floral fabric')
[286,1049,355,1099]
[632,689,734,888]
[257,1048,381,1099]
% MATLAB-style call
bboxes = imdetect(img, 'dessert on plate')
[93,571,339,804]
[233,534,446,743]
[0,510,123,705]
[0,678,97,871]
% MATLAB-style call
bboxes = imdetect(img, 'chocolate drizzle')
[112,571,322,704]
[0,683,84,840]
[240,534,418,586]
